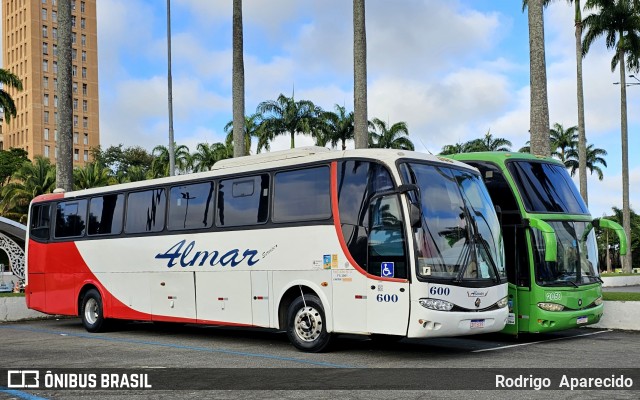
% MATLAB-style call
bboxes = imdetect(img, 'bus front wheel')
[81,289,107,333]
[286,294,332,352]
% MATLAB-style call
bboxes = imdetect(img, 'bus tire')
[286,294,332,353]
[81,289,107,333]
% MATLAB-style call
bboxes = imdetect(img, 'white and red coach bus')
[26,147,508,352]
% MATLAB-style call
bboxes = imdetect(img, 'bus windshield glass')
[507,161,588,214]
[533,221,600,286]
[400,163,506,284]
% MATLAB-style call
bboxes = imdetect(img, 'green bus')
[448,152,627,335]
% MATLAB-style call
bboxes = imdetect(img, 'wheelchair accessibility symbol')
[381,262,395,278]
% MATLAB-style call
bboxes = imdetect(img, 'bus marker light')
[355,295,367,300]
[218,297,228,301]
[321,282,328,287]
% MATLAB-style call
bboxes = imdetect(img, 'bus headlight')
[496,296,508,308]
[537,302,565,312]
[419,298,454,311]
[593,296,603,306]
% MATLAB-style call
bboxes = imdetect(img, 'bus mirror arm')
[408,202,421,228]
[595,218,628,256]
[525,218,557,262]
[398,184,420,195]
[397,184,422,228]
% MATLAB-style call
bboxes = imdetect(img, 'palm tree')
[368,118,414,150]
[440,142,471,155]
[151,144,191,177]
[73,163,113,190]
[582,0,640,272]
[525,0,589,203]
[0,157,56,223]
[224,113,262,155]
[232,0,245,158]
[257,93,320,149]
[565,144,608,180]
[323,105,354,150]
[119,165,152,183]
[524,0,551,157]
[465,130,512,152]
[0,69,23,123]
[353,0,368,149]
[191,143,229,172]
[56,0,73,191]
[167,0,176,176]
[549,123,578,163]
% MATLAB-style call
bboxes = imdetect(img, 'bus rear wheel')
[81,289,107,333]
[286,294,332,352]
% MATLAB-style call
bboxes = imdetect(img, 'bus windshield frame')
[399,161,507,287]
[532,220,600,286]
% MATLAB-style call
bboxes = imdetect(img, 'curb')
[602,275,640,287]
[0,296,50,321]
[591,301,640,331]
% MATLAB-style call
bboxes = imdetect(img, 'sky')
[3,0,640,217]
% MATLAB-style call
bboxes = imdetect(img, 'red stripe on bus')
[330,161,407,283]
[31,192,65,203]
[26,240,252,328]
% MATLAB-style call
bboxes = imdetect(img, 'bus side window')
[88,194,124,235]
[167,182,215,231]
[217,174,269,227]
[273,167,331,223]
[30,204,51,241]
[367,195,407,279]
[125,189,167,234]
[55,200,88,238]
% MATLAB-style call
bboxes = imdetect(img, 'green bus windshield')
[507,161,588,214]
[532,220,600,286]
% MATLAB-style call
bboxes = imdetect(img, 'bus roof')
[447,151,564,167]
[31,147,478,202]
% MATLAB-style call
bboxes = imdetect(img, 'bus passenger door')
[367,278,410,335]
[366,194,410,335]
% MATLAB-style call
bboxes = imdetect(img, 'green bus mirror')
[526,217,557,262]
[595,218,628,256]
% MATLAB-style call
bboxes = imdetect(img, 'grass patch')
[0,292,24,297]
[601,273,638,277]
[603,292,640,301]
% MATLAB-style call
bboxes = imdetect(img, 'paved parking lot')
[0,318,638,399]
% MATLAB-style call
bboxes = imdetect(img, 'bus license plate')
[577,316,588,324]
[470,319,485,328]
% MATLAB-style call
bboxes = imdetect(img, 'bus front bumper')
[528,303,604,333]
[407,304,509,338]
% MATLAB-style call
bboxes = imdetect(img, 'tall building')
[2,0,99,164]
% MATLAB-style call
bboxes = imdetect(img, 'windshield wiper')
[459,204,501,284]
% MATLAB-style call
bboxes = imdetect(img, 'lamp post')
[167,0,176,176]
[614,74,640,87]
[181,192,196,229]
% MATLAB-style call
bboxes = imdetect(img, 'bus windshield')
[533,221,600,286]
[400,163,506,285]
[507,161,588,214]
